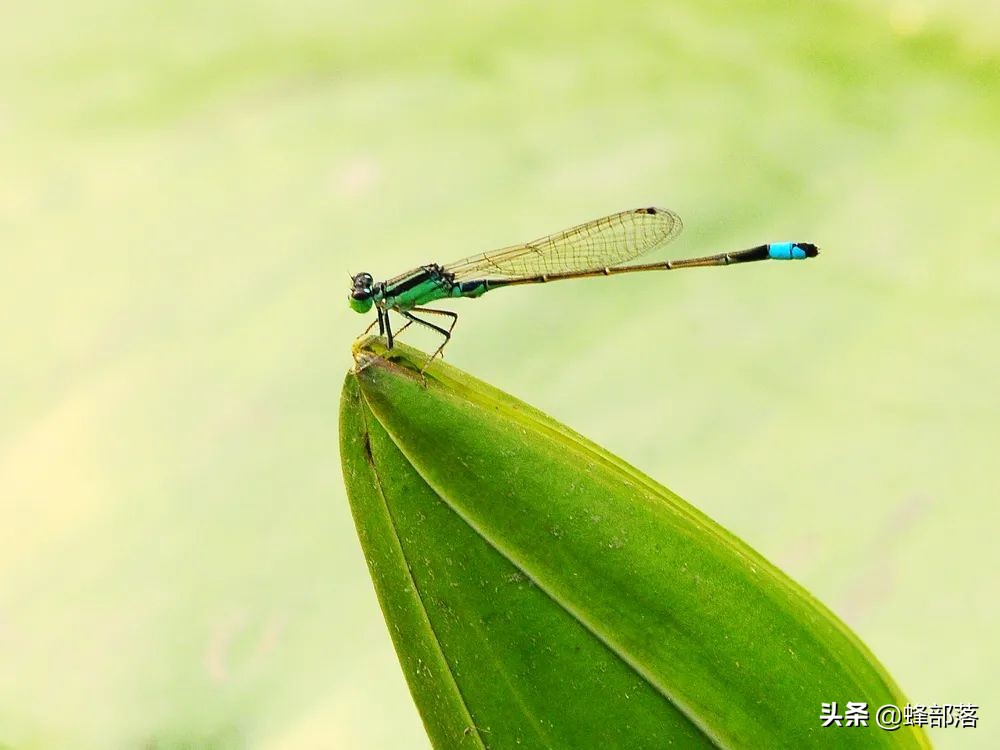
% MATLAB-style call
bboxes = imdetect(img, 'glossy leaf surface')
[339,337,929,750]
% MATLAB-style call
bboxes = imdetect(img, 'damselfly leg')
[356,306,459,373]
[360,313,382,338]
[400,307,459,370]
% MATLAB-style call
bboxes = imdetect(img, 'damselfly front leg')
[360,312,382,338]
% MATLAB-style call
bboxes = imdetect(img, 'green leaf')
[339,337,930,750]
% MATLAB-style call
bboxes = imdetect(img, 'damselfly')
[349,207,818,364]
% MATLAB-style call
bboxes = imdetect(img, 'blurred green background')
[2,0,997,747]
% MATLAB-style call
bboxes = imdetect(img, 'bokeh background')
[2,0,998,747]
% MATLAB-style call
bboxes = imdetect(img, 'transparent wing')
[444,207,683,281]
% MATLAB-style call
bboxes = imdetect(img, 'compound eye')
[352,272,374,292]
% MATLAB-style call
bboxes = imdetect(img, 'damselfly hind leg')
[393,317,414,339]
[400,307,459,372]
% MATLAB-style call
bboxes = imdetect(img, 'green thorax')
[380,264,488,311]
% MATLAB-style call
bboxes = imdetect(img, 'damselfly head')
[349,272,375,313]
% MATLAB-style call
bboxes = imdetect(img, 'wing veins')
[443,207,682,282]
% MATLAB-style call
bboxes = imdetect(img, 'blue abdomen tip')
[768,242,817,260]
